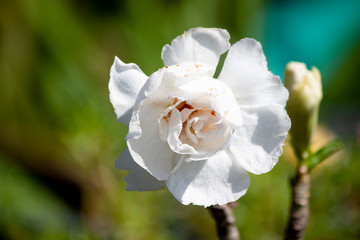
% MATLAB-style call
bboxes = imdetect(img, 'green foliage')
[0,155,93,240]
[306,140,343,172]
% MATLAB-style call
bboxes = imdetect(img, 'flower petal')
[162,79,240,161]
[149,62,213,103]
[230,104,291,175]
[109,57,148,125]
[127,68,165,140]
[171,78,242,126]
[167,108,199,155]
[218,38,288,107]
[166,150,249,207]
[127,98,175,181]
[115,148,165,191]
[161,28,230,76]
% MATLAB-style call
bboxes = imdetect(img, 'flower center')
[177,102,219,144]
[159,97,233,160]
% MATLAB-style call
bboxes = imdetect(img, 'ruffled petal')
[126,67,186,181]
[109,57,148,125]
[172,78,242,128]
[148,62,213,103]
[166,108,198,155]
[115,148,165,191]
[166,150,249,207]
[127,68,165,140]
[218,38,288,107]
[127,97,175,181]
[161,28,230,76]
[230,104,291,175]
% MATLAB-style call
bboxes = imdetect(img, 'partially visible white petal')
[166,150,249,207]
[163,62,213,86]
[162,28,230,76]
[230,104,291,175]
[148,62,213,103]
[165,107,231,160]
[127,98,175,181]
[167,108,198,155]
[115,148,165,191]
[172,78,242,128]
[127,68,165,140]
[109,57,148,124]
[218,38,288,107]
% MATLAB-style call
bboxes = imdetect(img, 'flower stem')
[208,203,240,240]
[285,164,311,240]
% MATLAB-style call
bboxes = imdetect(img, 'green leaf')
[306,140,343,171]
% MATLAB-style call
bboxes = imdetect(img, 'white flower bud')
[284,61,322,159]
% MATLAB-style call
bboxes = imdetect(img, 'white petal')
[218,38,288,107]
[109,57,148,125]
[167,108,198,155]
[149,62,213,103]
[230,104,291,175]
[127,98,175,181]
[115,148,165,191]
[166,150,249,207]
[165,104,233,161]
[163,62,213,86]
[173,78,242,128]
[127,68,165,140]
[161,28,230,76]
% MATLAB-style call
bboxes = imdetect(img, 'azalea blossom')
[109,27,290,207]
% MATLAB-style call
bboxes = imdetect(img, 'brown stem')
[285,165,311,240]
[208,203,240,240]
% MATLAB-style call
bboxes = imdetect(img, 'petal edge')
[218,38,288,107]
[231,104,291,174]
[166,150,249,207]
[161,28,230,76]
[115,148,165,191]
[109,57,148,125]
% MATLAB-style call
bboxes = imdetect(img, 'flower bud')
[284,61,322,159]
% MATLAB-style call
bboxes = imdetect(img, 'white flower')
[109,28,290,207]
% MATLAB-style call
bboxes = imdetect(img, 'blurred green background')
[1,0,360,239]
